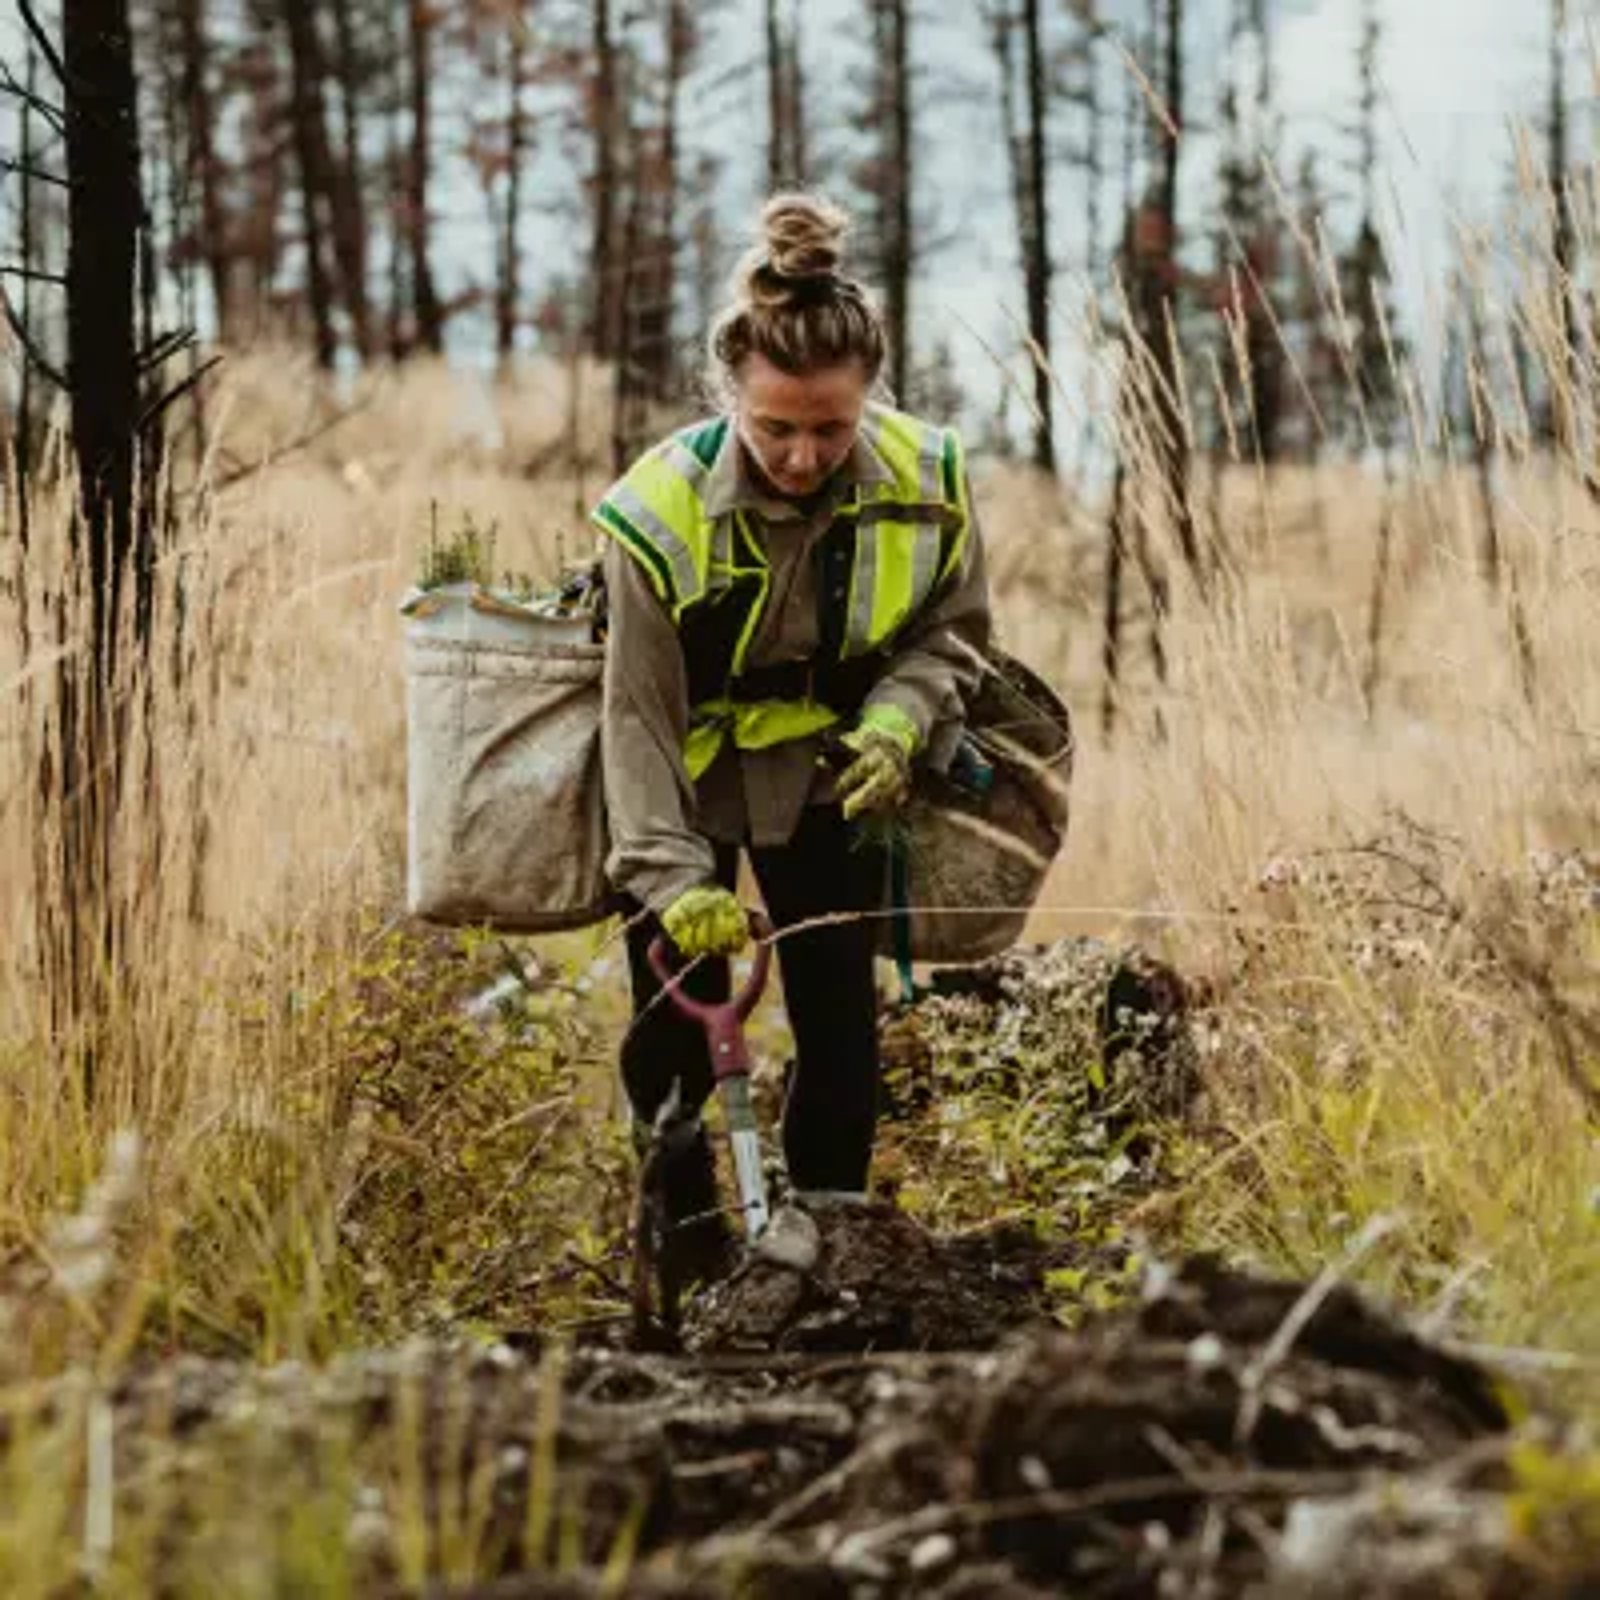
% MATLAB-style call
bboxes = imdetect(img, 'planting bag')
[879,649,1074,963]
[401,582,614,932]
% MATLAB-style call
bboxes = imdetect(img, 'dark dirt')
[101,1221,1597,1599]
[681,1204,1064,1354]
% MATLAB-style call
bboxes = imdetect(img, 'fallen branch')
[1234,1213,1401,1451]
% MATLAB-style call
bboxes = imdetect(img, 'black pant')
[621,806,885,1194]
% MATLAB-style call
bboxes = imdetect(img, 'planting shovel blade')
[722,1082,770,1239]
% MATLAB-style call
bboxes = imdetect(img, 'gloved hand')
[835,703,919,821]
[661,885,749,958]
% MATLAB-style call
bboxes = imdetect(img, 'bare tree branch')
[0,154,71,188]
[0,281,66,387]
[16,2,69,92]
[138,326,198,372]
[0,262,65,283]
[0,61,64,132]
[138,354,223,434]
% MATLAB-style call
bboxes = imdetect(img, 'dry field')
[0,339,1596,1588]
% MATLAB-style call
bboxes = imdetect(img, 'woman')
[593,192,991,1285]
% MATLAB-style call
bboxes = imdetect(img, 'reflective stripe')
[845,527,879,657]
[910,523,944,608]
[608,481,700,605]
[917,427,944,501]
[708,515,733,586]
[663,435,711,494]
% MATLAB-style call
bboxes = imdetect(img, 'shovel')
[647,911,774,1242]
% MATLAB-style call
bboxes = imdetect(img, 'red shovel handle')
[648,909,773,1028]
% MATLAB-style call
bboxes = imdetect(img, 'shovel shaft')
[646,910,774,1241]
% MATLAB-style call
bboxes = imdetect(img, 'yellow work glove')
[661,885,749,958]
[835,703,919,821]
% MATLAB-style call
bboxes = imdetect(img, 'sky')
[898,0,1580,437]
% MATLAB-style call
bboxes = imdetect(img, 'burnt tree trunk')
[174,0,233,342]
[787,0,808,183]
[1101,453,1128,739]
[14,51,40,560]
[58,0,149,1079]
[329,0,374,362]
[1149,0,1199,583]
[383,0,410,360]
[495,14,530,370]
[1546,0,1581,461]
[1021,0,1055,473]
[281,0,339,369]
[636,0,688,402]
[590,0,623,360]
[766,0,788,188]
[408,0,443,354]
[870,0,913,404]
[237,20,286,337]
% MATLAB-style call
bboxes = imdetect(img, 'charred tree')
[1546,0,1580,457]
[766,0,788,189]
[787,1,808,184]
[52,0,149,1076]
[1101,43,1145,739]
[1020,0,1054,472]
[1338,0,1402,452]
[11,51,43,558]
[281,0,340,368]
[765,0,807,188]
[1213,0,1284,465]
[236,12,287,338]
[328,0,374,361]
[381,0,411,359]
[1138,0,1200,584]
[173,0,233,343]
[590,0,623,360]
[496,12,531,370]
[864,0,913,403]
[408,0,443,354]
[634,0,690,402]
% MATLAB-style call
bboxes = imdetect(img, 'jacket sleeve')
[600,538,719,911]
[861,473,993,752]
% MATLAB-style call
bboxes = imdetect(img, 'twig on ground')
[1233,1213,1401,1451]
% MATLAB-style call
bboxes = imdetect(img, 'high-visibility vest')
[592,404,971,779]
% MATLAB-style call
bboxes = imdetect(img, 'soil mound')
[99,1239,1592,1599]
[682,1203,1063,1354]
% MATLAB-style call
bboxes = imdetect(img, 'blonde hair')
[708,193,887,387]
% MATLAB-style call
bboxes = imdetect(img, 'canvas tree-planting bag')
[878,648,1074,964]
[402,581,614,932]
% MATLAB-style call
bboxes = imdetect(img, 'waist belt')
[727,652,887,715]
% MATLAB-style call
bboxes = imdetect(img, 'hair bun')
[760,192,848,282]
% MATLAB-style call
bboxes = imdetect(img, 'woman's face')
[733,352,871,502]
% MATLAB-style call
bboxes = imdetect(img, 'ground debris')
[91,1239,1598,1599]
[682,1202,1059,1354]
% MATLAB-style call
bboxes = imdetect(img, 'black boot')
[640,1116,736,1320]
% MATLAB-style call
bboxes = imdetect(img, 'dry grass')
[0,208,1597,1583]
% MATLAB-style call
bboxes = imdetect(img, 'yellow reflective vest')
[593,405,971,779]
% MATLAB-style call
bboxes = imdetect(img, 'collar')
[700,411,895,521]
